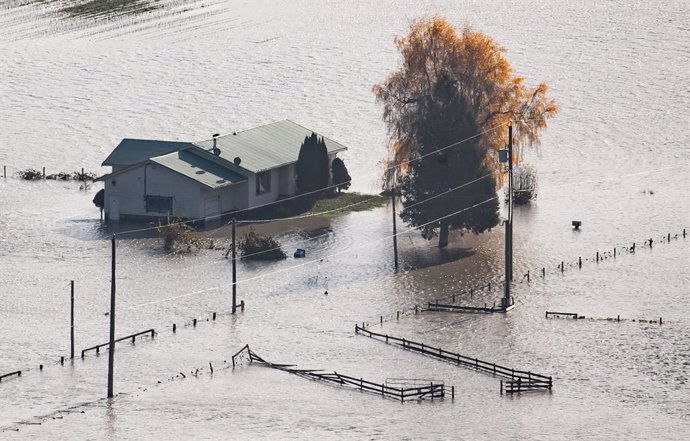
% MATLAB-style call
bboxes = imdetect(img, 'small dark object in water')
[572,220,581,230]
[294,248,306,258]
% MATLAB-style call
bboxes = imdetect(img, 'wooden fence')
[232,344,450,402]
[81,329,155,358]
[355,325,552,393]
[0,371,21,383]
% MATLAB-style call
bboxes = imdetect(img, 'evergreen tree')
[296,133,330,193]
[374,17,557,247]
[330,157,351,192]
[398,74,499,247]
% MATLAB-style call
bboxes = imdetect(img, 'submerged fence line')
[0,306,235,389]
[362,227,688,329]
[1,164,97,181]
[545,311,666,325]
[232,344,451,402]
[355,326,552,394]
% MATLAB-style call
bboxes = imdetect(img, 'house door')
[109,196,120,220]
[204,196,220,220]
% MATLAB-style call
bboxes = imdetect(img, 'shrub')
[72,170,97,181]
[17,168,43,180]
[331,157,351,192]
[238,228,286,260]
[509,164,538,204]
[157,220,206,253]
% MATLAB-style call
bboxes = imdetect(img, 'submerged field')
[1,0,689,439]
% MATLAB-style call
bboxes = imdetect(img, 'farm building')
[97,120,348,220]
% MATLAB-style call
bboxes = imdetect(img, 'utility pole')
[231,218,237,314]
[70,280,75,360]
[107,234,116,398]
[392,188,399,272]
[503,125,514,310]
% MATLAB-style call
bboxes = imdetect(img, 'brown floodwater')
[1,0,689,439]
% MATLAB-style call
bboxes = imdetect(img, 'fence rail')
[233,345,451,402]
[501,378,552,394]
[0,371,21,382]
[545,311,579,319]
[355,325,552,391]
[81,329,155,358]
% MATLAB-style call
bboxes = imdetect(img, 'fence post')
[42,167,45,179]
[3,165,5,178]
[579,256,582,268]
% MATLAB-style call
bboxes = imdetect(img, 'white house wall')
[201,182,249,215]
[104,163,205,219]
[247,168,280,208]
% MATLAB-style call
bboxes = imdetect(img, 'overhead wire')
[125,196,498,309]
[112,123,508,236]
[120,170,495,277]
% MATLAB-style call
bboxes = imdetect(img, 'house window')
[256,171,271,195]
[146,195,173,214]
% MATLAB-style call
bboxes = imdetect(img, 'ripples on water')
[1,0,689,439]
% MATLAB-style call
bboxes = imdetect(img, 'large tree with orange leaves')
[374,17,557,247]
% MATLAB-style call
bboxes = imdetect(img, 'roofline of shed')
[96,159,247,190]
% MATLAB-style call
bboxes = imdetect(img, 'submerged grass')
[304,192,387,215]
[241,192,387,221]
[60,0,160,18]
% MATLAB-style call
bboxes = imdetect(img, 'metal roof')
[102,139,195,166]
[194,119,348,173]
[151,149,247,189]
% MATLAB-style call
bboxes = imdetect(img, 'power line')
[121,171,495,274]
[125,196,498,309]
[113,124,508,236]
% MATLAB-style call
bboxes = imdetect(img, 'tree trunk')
[438,220,449,248]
